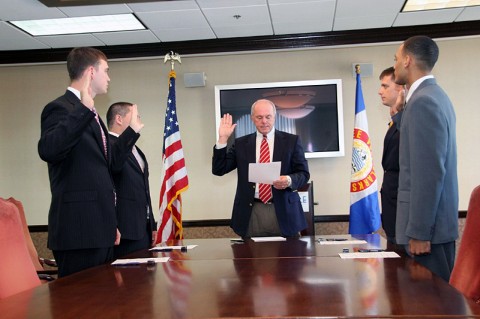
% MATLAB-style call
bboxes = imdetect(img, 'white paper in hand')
[248,162,281,184]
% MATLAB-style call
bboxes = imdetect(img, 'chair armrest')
[38,273,55,282]
[39,257,57,267]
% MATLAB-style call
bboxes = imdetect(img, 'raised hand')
[218,113,236,144]
[80,67,94,110]
[395,87,406,113]
[129,104,144,133]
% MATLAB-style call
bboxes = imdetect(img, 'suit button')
[249,203,253,207]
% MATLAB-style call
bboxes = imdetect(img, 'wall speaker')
[352,63,374,78]
[184,72,206,88]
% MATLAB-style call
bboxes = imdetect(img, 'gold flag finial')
[164,51,181,71]
[355,64,360,75]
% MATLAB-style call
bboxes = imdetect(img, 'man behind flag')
[156,69,189,244]
[349,67,381,234]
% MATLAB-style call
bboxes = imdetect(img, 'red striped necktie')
[258,135,272,203]
[92,107,107,158]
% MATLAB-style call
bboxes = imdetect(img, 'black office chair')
[299,182,315,236]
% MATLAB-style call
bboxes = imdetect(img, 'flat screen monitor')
[215,79,344,158]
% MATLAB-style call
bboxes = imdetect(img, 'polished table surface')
[2,235,480,318]
[149,234,386,260]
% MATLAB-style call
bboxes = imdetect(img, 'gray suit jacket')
[396,78,458,245]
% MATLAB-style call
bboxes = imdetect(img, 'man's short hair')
[251,99,276,116]
[379,66,395,81]
[106,102,133,129]
[67,47,108,81]
[403,35,439,72]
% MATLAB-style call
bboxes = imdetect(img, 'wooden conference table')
[2,235,480,318]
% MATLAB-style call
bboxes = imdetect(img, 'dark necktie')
[258,135,272,203]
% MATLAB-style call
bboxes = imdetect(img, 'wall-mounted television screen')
[215,79,344,159]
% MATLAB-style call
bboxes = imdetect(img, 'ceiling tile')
[94,30,159,45]
[202,5,270,27]
[393,8,464,27]
[456,6,480,21]
[58,4,131,17]
[0,0,479,52]
[0,0,65,21]
[270,0,335,34]
[0,22,48,51]
[334,0,405,31]
[196,0,266,8]
[127,0,199,12]
[136,10,209,30]
[202,5,273,38]
[35,34,105,48]
[150,27,216,42]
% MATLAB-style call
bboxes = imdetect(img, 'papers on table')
[317,239,368,245]
[112,257,169,266]
[149,245,197,252]
[251,236,286,242]
[339,251,400,259]
[248,162,281,184]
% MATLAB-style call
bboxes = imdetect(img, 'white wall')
[1,36,479,225]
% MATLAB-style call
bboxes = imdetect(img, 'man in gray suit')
[393,35,458,282]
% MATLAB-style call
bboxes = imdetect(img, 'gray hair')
[250,99,276,116]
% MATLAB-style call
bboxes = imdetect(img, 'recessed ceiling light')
[402,0,480,12]
[9,13,145,36]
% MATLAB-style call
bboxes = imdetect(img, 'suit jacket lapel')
[272,130,283,162]
[246,133,256,163]
[130,146,147,174]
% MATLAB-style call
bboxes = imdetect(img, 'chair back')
[6,197,44,270]
[0,198,41,299]
[449,185,480,303]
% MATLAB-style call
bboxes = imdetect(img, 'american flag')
[156,70,189,244]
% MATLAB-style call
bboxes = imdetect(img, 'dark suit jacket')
[380,112,402,240]
[38,90,139,251]
[212,130,310,237]
[109,134,156,241]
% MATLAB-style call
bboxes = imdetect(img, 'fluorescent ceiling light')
[9,14,145,36]
[403,0,480,11]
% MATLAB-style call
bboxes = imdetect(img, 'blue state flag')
[349,72,381,234]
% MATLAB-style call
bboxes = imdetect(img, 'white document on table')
[318,239,367,245]
[339,251,400,259]
[248,162,281,184]
[252,236,286,242]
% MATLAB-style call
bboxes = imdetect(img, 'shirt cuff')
[215,142,227,149]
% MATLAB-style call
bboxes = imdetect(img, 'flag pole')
[156,50,188,244]
[355,64,360,75]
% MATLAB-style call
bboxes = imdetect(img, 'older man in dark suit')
[107,102,157,258]
[394,36,458,282]
[212,99,310,238]
[38,47,143,277]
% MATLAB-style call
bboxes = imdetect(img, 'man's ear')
[115,114,123,126]
[404,54,412,68]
